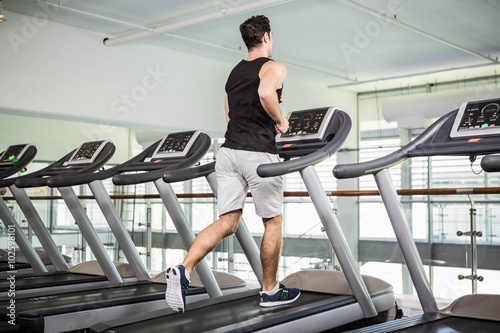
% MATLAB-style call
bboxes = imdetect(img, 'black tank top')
[222,57,282,154]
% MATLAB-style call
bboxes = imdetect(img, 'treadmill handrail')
[257,110,352,178]
[333,110,456,179]
[480,154,500,172]
[15,143,116,188]
[162,161,215,183]
[47,166,119,187]
[113,132,212,185]
[49,139,164,188]
[0,146,37,181]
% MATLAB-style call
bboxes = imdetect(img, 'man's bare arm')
[258,61,288,133]
[224,94,230,123]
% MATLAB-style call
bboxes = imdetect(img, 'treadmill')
[333,97,500,332]
[0,143,48,276]
[6,131,246,333]
[89,106,395,333]
[0,140,133,298]
[0,144,73,278]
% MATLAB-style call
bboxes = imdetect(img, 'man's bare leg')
[182,210,242,276]
[260,214,282,292]
[166,210,242,313]
[258,213,300,307]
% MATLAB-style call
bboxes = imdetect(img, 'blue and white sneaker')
[259,283,301,307]
[165,265,190,313]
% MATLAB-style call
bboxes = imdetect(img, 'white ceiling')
[4,0,500,92]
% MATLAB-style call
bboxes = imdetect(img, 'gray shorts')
[215,147,283,218]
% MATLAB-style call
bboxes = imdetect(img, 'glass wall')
[358,133,500,300]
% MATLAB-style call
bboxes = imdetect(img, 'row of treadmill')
[1,98,500,332]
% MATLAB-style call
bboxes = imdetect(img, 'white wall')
[0,11,231,137]
[0,11,357,160]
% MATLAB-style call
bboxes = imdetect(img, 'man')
[165,15,300,313]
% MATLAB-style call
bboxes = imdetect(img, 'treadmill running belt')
[392,316,500,333]
[0,282,165,319]
[0,272,107,292]
[0,262,30,271]
[94,290,355,333]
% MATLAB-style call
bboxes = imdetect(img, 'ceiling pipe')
[103,0,294,46]
[328,62,500,89]
[35,0,352,81]
[338,0,498,64]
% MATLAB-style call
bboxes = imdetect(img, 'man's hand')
[275,117,289,134]
[0,188,7,196]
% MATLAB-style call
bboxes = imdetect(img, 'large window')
[358,131,500,298]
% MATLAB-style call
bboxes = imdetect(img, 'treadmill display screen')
[151,130,202,159]
[0,144,32,166]
[66,140,110,165]
[276,107,336,142]
[450,98,500,138]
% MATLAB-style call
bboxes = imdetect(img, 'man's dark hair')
[239,15,271,51]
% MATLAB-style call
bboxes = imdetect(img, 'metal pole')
[302,166,377,318]
[154,179,223,298]
[9,185,69,271]
[457,196,483,293]
[0,197,47,273]
[145,201,152,270]
[88,180,150,281]
[375,169,438,313]
[58,186,123,284]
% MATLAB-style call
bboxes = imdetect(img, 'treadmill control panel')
[450,98,500,139]
[276,107,336,143]
[65,140,111,165]
[150,130,202,160]
[0,144,33,166]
